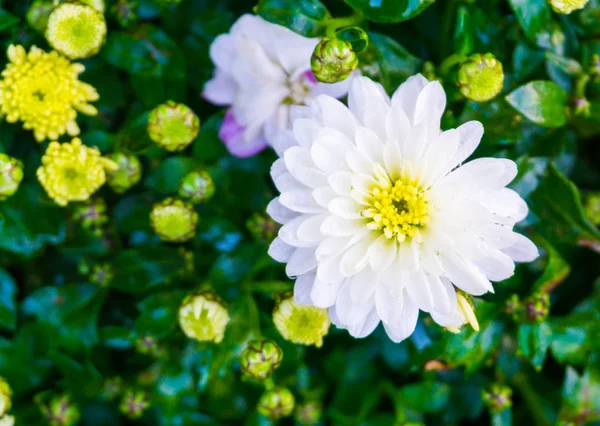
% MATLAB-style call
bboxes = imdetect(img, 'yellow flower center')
[362,165,431,242]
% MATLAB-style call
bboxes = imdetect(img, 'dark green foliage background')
[0,0,599,425]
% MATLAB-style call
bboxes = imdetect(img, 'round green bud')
[504,294,521,322]
[458,53,504,102]
[585,192,600,225]
[548,0,589,14]
[572,97,591,118]
[27,0,55,33]
[0,153,23,201]
[103,377,123,400]
[41,395,80,426]
[148,101,200,152]
[111,0,138,28]
[0,415,14,426]
[119,389,150,420]
[482,384,513,414]
[135,335,162,357]
[89,262,113,287]
[179,171,215,204]
[295,400,322,425]
[273,292,330,348]
[0,377,12,417]
[178,290,230,343]
[241,339,283,380]
[311,38,358,84]
[46,1,107,59]
[524,293,550,322]
[106,152,142,194]
[150,198,198,243]
[257,387,295,420]
[246,212,279,243]
[72,197,109,233]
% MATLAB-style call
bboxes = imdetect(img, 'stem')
[325,14,363,39]
[439,53,467,75]
[574,74,590,99]
[440,0,457,60]
[511,373,552,426]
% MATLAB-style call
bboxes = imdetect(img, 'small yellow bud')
[106,152,142,194]
[46,2,107,59]
[0,378,12,417]
[458,53,504,102]
[148,101,200,152]
[119,389,150,420]
[548,0,589,14]
[150,198,198,242]
[0,154,24,200]
[178,290,230,343]
[179,171,215,204]
[257,387,295,420]
[0,45,99,142]
[241,339,283,380]
[40,394,80,426]
[273,293,330,348]
[310,38,358,84]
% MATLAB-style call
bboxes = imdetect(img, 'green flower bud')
[524,292,550,322]
[295,400,322,425]
[106,152,142,194]
[246,212,280,243]
[150,198,198,243]
[241,339,283,380]
[584,192,600,225]
[88,262,113,287]
[103,377,123,400]
[0,415,14,426]
[273,292,330,348]
[457,53,504,102]
[482,384,513,414]
[46,1,107,59]
[27,0,55,33]
[72,197,109,233]
[504,294,521,321]
[0,154,23,201]
[41,395,80,426]
[589,54,600,80]
[572,97,591,118]
[135,335,163,357]
[119,389,150,420]
[179,171,215,204]
[310,38,358,84]
[111,0,138,28]
[0,377,12,417]
[148,101,200,152]
[178,290,230,343]
[549,0,589,14]
[257,387,295,420]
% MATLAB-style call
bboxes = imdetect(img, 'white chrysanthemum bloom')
[203,14,352,158]
[267,75,539,342]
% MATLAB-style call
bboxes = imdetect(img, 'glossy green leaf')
[453,6,474,56]
[0,8,19,31]
[0,269,17,332]
[344,0,434,24]
[254,0,330,37]
[506,81,568,128]
[134,290,186,338]
[517,322,553,370]
[508,0,552,48]
[335,26,369,53]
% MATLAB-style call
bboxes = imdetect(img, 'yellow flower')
[37,138,117,206]
[0,377,11,417]
[0,45,98,142]
[549,0,589,14]
[178,290,230,343]
[273,294,330,348]
[46,2,107,59]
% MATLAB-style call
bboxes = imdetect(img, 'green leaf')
[111,247,187,293]
[0,8,19,31]
[453,6,474,56]
[146,156,199,194]
[192,112,228,163]
[393,382,451,413]
[99,326,133,350]
[134,290,186,338]
[102,25,186,78]
[550,312,596,365]
[506,81,568,128]
[559,368,600,423]
[491,410,512,426]
[0,185,66,258]
[335,27,369,53]
[359,32,422,94]
[344,0,434,24]
[531,240,570,293]
[0,269,17,332]
[507,0,552,48]
[529,163,600,247]
[254,0,331,37]
[517,322,553,370]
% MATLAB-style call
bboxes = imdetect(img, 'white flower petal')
[280,190,322,213]
[355,126,384,164]
[391,74,429,121]
[405,272,434,312]
[328,171,354,196]
[440,158,518,189]
[286,247,318,277]
[368,235,397,272]
[314,95,357,138]
[294,272,315,305]
[296,214,327,244]
[440,252,494,296]
[413,81,446,135]
[340,237,372,277]
[329,197,361,219]
[474,249,515,281]
[348,267,379,304]
[267,198,298,224]
[311,276,341,307]
[455,121,484,166]
[268,237,295,263]
[503,233,539,262]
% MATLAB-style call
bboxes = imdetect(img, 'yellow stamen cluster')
[362,165,431,242]
[0,45,98,142]
[37,138,117,206]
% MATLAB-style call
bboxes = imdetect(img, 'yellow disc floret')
[37,138,117,206]
[548,0,589,14]
[273,294,330,348]
[0,45,99,142]
[46,1,107,59]
[362,164,431,243]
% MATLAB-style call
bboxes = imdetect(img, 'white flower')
[203,14,351,158]
[0,415,14,426]
[267,75,539,343]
